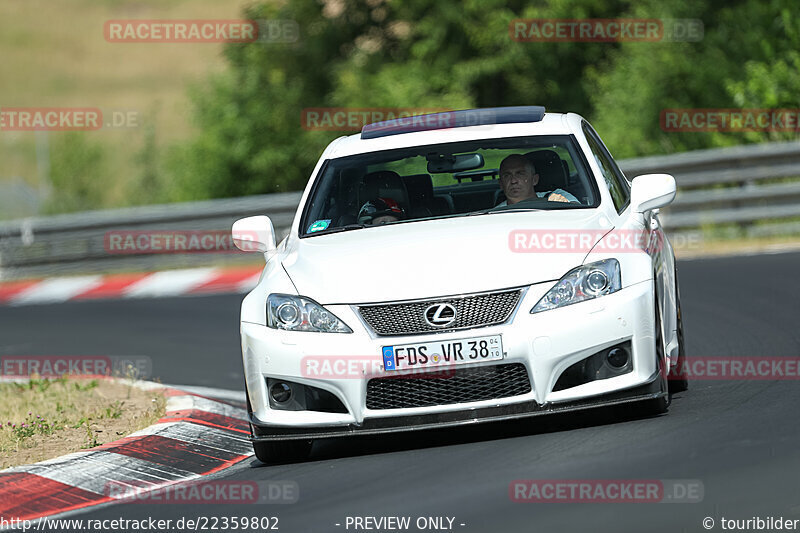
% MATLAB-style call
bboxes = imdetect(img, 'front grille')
[366,363,531,410]
[358,289,522,336]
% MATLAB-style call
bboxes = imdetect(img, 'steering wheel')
[492,195,554,210]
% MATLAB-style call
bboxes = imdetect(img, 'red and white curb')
[0,382,254,522]
[0,266,262,306]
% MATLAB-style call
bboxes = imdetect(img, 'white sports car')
[232,106,688,463]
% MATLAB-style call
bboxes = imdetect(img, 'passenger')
[497,154,578,205]
[357,197,406,225]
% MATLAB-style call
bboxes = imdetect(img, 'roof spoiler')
[360,106,546,140]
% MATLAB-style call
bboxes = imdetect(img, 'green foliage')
[103,401,124,420]
[126,109,166,206]
[33,114,170,216]
[6,413,61,442]
[165,0,800,198]
[77,418,99,449]
[73,379,99,392]
[43,133,108,214]
[169,0,635,200]
[13,376,67,393]
[725,5,800,144]
[33,0,800,207]
[589,0,800,157]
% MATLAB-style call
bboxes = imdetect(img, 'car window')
[300,135,599,236]
[582,122,630,213]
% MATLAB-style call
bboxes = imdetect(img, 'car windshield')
[300,135,598,236]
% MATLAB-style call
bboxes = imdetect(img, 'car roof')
[323,111,585,160]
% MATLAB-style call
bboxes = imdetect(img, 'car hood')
[282,210,613,304]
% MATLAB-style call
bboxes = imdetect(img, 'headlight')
[531,259,621,313]
[267,294,352,333]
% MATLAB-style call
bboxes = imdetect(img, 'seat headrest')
[525,150,568,192]
[403,174,435,203]
[361,170,409,207]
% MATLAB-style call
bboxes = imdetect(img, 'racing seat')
[359,170,413,216]
[526,150,569,193]
[403,174,451,216]
[526,150,588,203]
[360,170,410,207]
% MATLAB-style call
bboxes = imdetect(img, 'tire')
[642,293,671,415]
[253,440,313,464]
[668,273,689,393]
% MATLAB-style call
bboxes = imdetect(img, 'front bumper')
[241,279,661,441]
[251,372,664,440]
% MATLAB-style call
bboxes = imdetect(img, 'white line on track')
[167,395,248,420]
[10,276,103,305]
[162,384,246,403]
[6,450,198,496]
[122,268,218,298]
[126,421,252,455]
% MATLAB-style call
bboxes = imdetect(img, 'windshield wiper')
[466,208,544,216]
[488,207,545,214]
[305,223,365,237]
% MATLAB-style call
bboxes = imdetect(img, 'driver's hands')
[547,193,569,203]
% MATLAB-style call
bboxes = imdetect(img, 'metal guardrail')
[1,141,800,280]
[0,192,301,279]
[618,141,800,229]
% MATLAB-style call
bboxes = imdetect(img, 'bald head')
[499,154,539,204]
[500,154,533,174]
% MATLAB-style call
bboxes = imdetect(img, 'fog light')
[607,347,629,368]
[554,341,633,392]
[270,382,292,403]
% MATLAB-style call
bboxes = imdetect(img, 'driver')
[497,154,578,206]
[357,197,406,225]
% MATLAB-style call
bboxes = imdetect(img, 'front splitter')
[251,372,665,441]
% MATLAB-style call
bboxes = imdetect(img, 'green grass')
[0,0,253,218]
[0,377,166,467]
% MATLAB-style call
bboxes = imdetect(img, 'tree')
[170,0,800,198]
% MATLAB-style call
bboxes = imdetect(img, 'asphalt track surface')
[2,252,800,532]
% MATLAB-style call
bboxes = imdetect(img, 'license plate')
[382,334,503,372]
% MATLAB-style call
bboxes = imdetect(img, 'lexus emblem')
[424,303,457,327]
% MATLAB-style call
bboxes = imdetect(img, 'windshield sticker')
[308,219,331,233]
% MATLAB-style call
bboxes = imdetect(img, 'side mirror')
[630,173,676,213]
[232,216,276,253]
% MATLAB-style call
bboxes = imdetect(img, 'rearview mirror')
[630,173,676,213]
[232,216,276,253]
[427,153,484,173]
